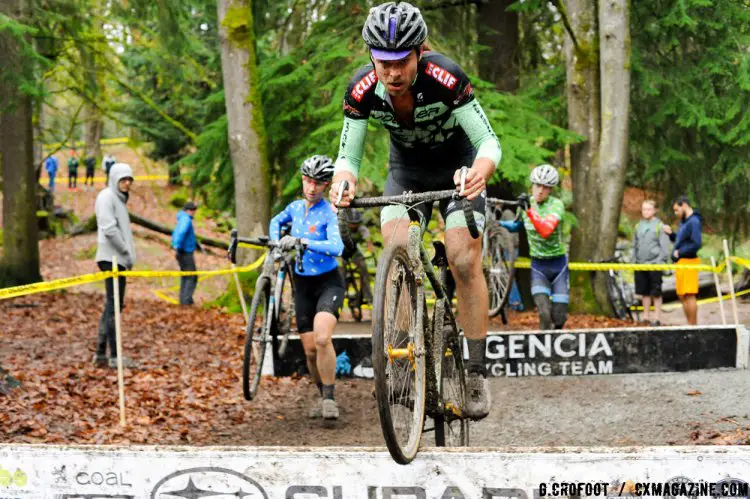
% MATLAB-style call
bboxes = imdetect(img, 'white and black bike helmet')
[300,155,334,182]
[362,2,428,61]
[529,164,560,187]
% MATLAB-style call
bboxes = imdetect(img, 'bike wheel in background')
[487,226,516,319]
[372,244,426,465]
[606,274,629,320]
[243,278,271,401]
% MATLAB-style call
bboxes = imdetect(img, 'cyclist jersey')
[500,196,566,259]
[334,51,501,184]
[269,198,344,277]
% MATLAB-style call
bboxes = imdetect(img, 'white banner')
[1,445,749,499]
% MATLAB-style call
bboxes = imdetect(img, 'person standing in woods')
[44,155,58,193]
[93,163,138,369]
[632,199,670,326]
[172,201,199,306]
[663,196,703,325]
[84,155,96,191]
[67,149,80,191]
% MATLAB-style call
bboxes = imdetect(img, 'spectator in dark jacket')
[172,201,199,305]
[663,195,703,325]
[84,155,96,191]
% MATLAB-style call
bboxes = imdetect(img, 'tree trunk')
[477,0,520,92]
[562,0,631,313]
[218,0,270,264]
[83,104,103,161]
[563,0,605,313]
[596,0,630,260]
[0,0,41,286]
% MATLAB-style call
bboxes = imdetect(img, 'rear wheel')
[607,274,629,320]
[433,310,469,447]
[277,268,296,358]
[243,278,271,401]
[372,244,426,464]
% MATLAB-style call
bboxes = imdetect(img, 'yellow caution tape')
[43,137,130,150]
[512,258,721,272]
[0,272,112,300]
[633,287,750,311]
[730,256,750,270]
[152,289,180,305]
[0,253,267,301]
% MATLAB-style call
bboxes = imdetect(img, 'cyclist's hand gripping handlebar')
[228,229,239,264]
[457,166,480,240]
[336,180,356,254]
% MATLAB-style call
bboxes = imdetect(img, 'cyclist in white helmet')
[270,155,345,421]
[499,164,569,330]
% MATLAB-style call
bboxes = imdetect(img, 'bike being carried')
[330,1,503,463]
[340,208,376,321]
[499,165,570,330]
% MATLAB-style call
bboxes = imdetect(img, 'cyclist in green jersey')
[500,165,568,330]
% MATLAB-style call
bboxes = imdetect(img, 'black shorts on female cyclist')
[270,155,345,421]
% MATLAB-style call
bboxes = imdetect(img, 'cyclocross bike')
[228,229,302,400]
[336,170,477,464]
[593,244,640,322]
[341,248,377,322]
[483,197,520,323]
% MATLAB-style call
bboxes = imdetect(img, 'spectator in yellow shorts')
[663,196,703,325]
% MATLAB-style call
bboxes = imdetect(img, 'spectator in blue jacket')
[44,155,59,193]
[172,201,199,305]
[663,195,703,325]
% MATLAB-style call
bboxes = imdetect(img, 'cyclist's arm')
[304,209,344,257]
[526,205,562,239]
[452,101,502,170]
[499,219,522,233]
[333,117,369,180]
[269,204,294,241]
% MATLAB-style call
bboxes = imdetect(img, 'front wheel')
[243,278,271,401]
[372,244,426,465]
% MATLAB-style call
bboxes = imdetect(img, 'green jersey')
[522,196,566,258]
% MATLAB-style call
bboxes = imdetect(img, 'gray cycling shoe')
[309,398,323,419]
[321,399,339,420]
[464,372,491,420]
[92,353,108,367]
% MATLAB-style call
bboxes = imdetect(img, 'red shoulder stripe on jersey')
[350,70,378,102]
[425,61,458,90]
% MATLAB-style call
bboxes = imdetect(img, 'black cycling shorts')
[293,268,345,333]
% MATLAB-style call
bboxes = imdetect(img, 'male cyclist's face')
[373,50,418,97]
[532,183,552,203]
[302,175,328,203]
[673,203,686,220]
